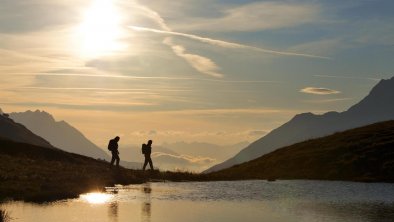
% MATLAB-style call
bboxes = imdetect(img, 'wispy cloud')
[313,75,381,81]
[134,3,224,78]
[152,152,216,165]
[9,72,279,84]
[163,38,223,78]
[130,26,330,59]
[300,87,340,95]
[303,98,352,103]
[172,1,320,32]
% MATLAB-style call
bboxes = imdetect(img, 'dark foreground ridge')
[0,139,205,202]
[209,120,394,182]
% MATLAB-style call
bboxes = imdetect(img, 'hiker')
[142,140,154,171]
[108,136,120,169]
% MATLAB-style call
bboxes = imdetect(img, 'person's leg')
[143,157,148,170]
[148,157,153,170]
[110,153,115,168]
[115,153,120,168]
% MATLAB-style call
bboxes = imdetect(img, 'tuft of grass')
[0,209,11,222]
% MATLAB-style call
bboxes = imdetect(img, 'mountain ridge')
[209,120,394,182]
[0,111,53,148]
[10,110,110,160]
[205,76,394,173]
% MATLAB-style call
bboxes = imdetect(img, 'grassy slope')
[0,139,204,202]
[210,120,394,182]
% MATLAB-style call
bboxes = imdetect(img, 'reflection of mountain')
[0,110,53,148]
[210,120,394,182]
[205,77,394,173]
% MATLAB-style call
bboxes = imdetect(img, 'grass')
[0,139,208,202]
[209,120,394,182]
[0,209,11,222]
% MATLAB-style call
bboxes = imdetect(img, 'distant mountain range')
[8,110,243,171]
[9,110,141,169]
[210,120,394,182]
[10,110,110,160]
[0,111,53,148]
[118,141,247,172]
[205,76,394,173]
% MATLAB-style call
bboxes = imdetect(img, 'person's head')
[147,140,152,145]
[115,136,120,142]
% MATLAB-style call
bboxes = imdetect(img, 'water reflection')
[80,192,112,204]
[108,202,119,222]
[141,183,152,222]
[3,181,394,222]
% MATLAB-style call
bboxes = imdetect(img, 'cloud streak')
[152,152,216,165]
[313,75,381,81]
[300,87,341,95]
[130,26,330,59]
[134,3,224,78]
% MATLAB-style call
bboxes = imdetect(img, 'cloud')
[247,130,268,137]
[172,1,320,32]
[288,38,343,57]
[303,98,353,104]
[130,26,330,59]
[0,0,81,33]
[134,3,224,78]
[152,152,216,165]
[300,87,341,95]
[313,75,381,81]
[164,38,223,78]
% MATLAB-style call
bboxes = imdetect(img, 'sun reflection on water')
[81,192,113,204]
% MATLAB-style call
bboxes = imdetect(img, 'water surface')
[2,180,394,222]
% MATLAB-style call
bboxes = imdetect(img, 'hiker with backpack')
[142,140,154,171]
[108,136,120,169]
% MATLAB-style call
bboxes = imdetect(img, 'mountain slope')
[210,120,394,182]
[0,138,204,202]
[0,111,53,148]
[205,76,394,173]
[10,110,109,159]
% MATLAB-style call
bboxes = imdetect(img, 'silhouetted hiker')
[108,136,120,169]
[142,140,154,171]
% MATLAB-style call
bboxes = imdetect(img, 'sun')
[76,0,126,58]
[81,192,112,204]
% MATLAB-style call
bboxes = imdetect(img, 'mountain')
[119,144,211,172]
[10,110,110,159]
[0,110,53,148]
[9,110,142,169]
[162,141,249,162]
[205,76,394,173]
[118,142,247,172]
[210,120,394,182]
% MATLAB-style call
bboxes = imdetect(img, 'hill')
[205,76,394,173]
[9,110,109,159]
[9,110,145,169]
[0,112,53,149]
[0,138,204,202]
[210,120,394,182]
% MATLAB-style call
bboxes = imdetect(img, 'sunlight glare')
[81,192,112,204]
[77,0,126,58]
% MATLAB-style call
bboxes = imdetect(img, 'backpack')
[141,143,147,154]
[108,140,115,151]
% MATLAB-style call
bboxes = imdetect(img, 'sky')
[1,0,393,148]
